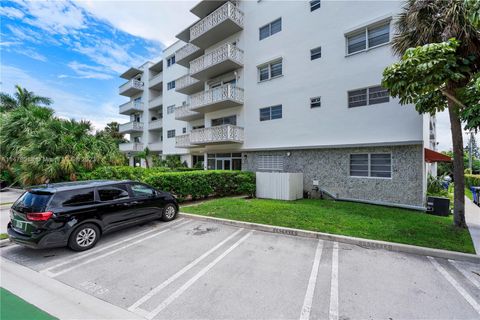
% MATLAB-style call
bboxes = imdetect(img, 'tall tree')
[97,121,126,144]
[0,85,52,110]
[382,0,480,228]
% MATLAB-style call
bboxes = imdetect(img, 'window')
[258,60,283,82]
[167,55,175,67]
[167,105,175,114]
[310,0,321,11]
[98,185,129,201]
[131,183,155,198]
[350,153,391,178]
[310,46,322,60]
[257,155,284,171]
[259,18,281,40]
[260,105,282,121]
[346,21,390,54]
[348,85,389,108]
[167,81,175,90]
[206,153,242,171]
[14,192,52,212]
[211,115,237,126]
[167,129,175,138]
[52,189,95,207]
[310,96,321,108]
[182,127,186,134]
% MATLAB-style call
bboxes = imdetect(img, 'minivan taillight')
[26,211,53,221]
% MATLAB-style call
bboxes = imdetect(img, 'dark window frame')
[259,105,282,121]
[310,0,321,11]
[259,18,282,40]
[310,46,322,60]
[97,184,130,202]
[167,129,176,138]
[348,85,389,108]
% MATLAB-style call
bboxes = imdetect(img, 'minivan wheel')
[162,203,177,222]
[68,223,100,251]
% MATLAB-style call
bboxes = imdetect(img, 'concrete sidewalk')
[465,196,480,255]
[0,257,143,320]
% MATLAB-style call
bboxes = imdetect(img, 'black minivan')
[7,180,178,251]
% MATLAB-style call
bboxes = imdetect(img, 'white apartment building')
[118,0,437,209]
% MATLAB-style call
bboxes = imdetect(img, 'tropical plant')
[382,0,480,228]
[96,121,126,144]
[0,85,52,110]
[136,147,151,169]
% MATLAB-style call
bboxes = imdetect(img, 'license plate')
[12,219,27,231]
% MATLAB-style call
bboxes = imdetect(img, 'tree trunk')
[447,97,466,228]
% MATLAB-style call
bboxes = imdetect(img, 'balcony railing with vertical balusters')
[190,124,244,145]
[189,43,243,77]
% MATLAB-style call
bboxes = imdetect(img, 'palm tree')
[392,0,480,227]
[0,85,52,110]
[136,147,151,168]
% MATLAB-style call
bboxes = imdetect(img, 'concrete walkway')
[465,196,480,255]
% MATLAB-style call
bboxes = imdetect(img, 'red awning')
[425,148,452,163]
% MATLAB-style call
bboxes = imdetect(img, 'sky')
[0,0,475,151]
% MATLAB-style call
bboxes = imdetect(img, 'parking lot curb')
[0,257,144,320]
[179,212,480,263]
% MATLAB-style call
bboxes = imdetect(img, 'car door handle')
[122,201,140,207]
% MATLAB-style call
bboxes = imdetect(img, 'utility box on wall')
[256,172,303,201]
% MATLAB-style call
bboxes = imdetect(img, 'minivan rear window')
[13,192,53,212]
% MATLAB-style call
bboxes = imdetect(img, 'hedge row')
[144,171,255,201]
[465,174,480,188]
[78,166,256,201]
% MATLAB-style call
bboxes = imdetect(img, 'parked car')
[7,180,178,251]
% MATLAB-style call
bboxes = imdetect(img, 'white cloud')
[1,65,125,130]
[67,61,114,79]
[0,6,24,19]
[74,0,197,46]
[12,0,87,35]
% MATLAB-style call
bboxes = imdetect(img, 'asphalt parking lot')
[1,217,480,320]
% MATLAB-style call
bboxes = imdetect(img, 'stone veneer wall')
[243,144,424,207]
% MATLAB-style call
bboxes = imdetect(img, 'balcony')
[175,74,203,95]
[190,2,244,49]
[119,121,144,134]
[149,96,163,109]
[148,142,163,152]
[190,125,244,145]
[190,84,243,113]
[149,72,163,90]
[190,43,243,80]
[175,134,195,148]
[119,79,144,97]
[119,142,144,152]
[119,101,143,115]
[175,105,203,121]
[175,43,203,67]
[149,119,163,131]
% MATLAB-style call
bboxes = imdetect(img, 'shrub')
[78,166,172,181]
[427,174,448,197]
[465,174,480,188]
[144,170,255,201]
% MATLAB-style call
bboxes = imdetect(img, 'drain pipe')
[315,187,426,212]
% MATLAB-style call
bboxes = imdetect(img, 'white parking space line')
[429,257,480,315]
[145,230,254,320]
[299,239,324,320]
[329,242,339,320]
[128,228,244,312]
[39,218,185,275]
[449,259,480,290]
[44,220,192,278]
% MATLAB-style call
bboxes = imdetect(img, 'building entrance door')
[216,158,231,170]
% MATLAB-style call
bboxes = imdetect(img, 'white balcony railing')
[190,124,244,145]
[119,79,144,94]
[175,43,201,62]
[148,142,163,151]
[149,119,163,130]
[149,95,163,108]
[176,74,200,91]
[119,121,144,133]
[190,2,244,42]
[119,143,144,152]
[190,84,243,111]
[175,104,201,120]
[190,43,243,76]
[149,72,163,88]
[119,101,143,114]
[175,134,192,148]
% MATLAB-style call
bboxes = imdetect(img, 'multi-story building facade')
[118,0,437,209]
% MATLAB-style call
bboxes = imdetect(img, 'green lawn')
[182,198,475,254]
[0,288,56,320]
[0,233,8,240]
[465,188,473,201]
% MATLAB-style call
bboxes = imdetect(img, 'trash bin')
[426,196,450,216]
[471,186,480,205]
